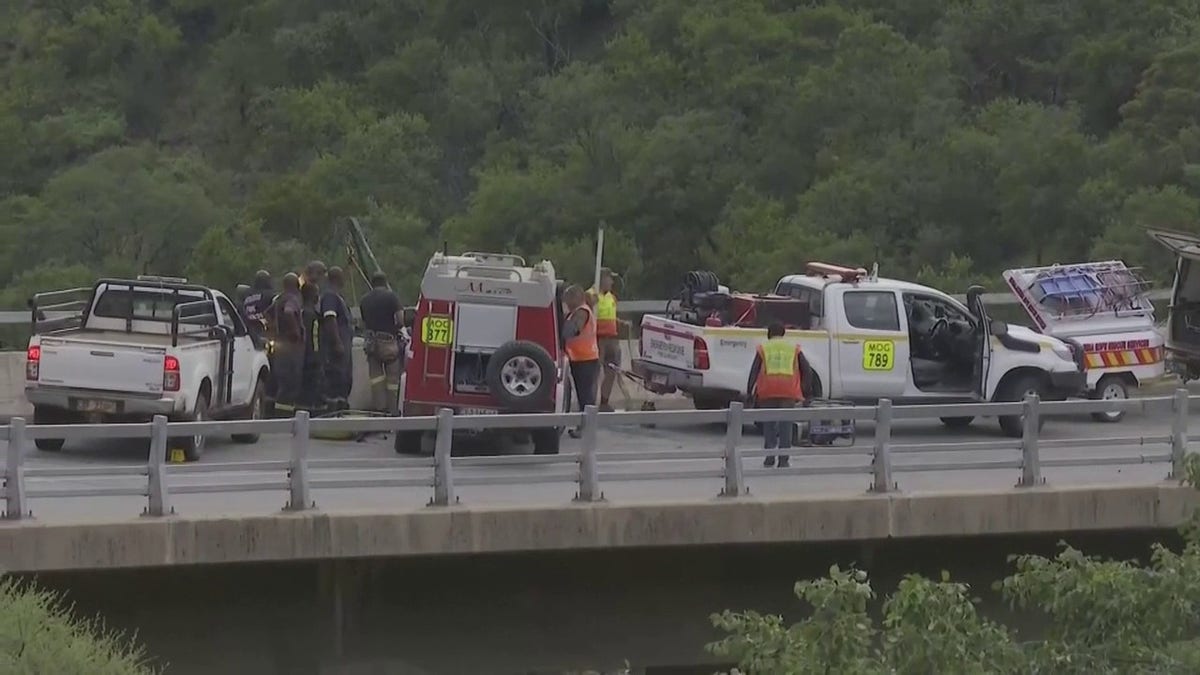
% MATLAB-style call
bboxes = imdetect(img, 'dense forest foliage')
[3,0,1200,304]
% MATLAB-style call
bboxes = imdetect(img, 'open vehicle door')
[1147,227,1200,366]
[966,286,992,399]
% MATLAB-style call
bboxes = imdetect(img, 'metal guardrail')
[0,289,1173,324]
[0,391,1191,520]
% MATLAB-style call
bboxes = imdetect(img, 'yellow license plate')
[862,340,894,371]
[421,315,454,347]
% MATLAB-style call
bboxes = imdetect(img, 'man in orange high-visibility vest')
[563,285,600,438]
[587,268,628,412]
[746,321,812,469]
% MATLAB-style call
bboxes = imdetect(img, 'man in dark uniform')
[241,270,274,340]
[320,266,355,409]
[269,273,305,415]
[300,281,324,410]
[360,272,403,414]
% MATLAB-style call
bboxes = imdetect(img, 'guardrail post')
[430,408,456,506]
[5,417,28,520]
[720,402,746,497]
[1170,388,1189,480]
[145,415,173,516]
[1018,393,1042,487]
[870,399,893,493]
[575,405,602,502]
[286,411,314,511]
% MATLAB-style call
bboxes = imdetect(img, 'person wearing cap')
[299,281,325,409]
[319,266,354,409]
[587,268,628,412]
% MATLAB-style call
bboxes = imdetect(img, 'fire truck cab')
[395,251,568,455]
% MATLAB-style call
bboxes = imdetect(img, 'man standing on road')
[269,273,305,415]
[360,272,404,414]
[300,281,324,409]
[587,268,629,412]
[746,321,812,468]
[320,266,355,409]
[562,285,600,439]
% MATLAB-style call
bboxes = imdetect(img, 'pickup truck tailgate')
[37,337,166,395]
[640,316,700,371]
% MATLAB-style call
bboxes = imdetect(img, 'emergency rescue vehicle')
[1002,261,1165,422]
[395,251,570,455]
[632,262,1088,437]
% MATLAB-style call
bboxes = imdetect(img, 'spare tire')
[486,340,556,411]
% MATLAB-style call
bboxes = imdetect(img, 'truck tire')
[531,427,561,455]
[996,373,1047,438]
[32,406,65,452]
[171,391,209,462]
[485,341,556,411]
[232,379,265,444]
[393,430,427,455]
[940,416,974,430]
[1090,375,1130,423]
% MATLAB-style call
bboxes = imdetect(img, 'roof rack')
[1006,261,1154,321]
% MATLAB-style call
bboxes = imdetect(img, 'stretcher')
[309,409,390,441]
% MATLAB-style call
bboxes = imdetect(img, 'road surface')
[2,393,1186,523]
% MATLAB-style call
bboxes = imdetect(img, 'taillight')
[693,336,710,370]
[25,345,40,381]
[163,355,181,391]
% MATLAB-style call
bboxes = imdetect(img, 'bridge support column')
[316,559,374,663]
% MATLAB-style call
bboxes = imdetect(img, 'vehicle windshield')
[93,287,207,322]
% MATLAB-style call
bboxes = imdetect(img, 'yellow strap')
[275,403,295,412]
[369,375,387,384]
[386,384,400,391]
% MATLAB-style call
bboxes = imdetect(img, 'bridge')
[0,391,1195,573]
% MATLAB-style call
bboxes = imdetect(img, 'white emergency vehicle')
[25,276,271,460]
[632,263,1087,437]
[1146,227,1200,382]
[1002,261,1165,422]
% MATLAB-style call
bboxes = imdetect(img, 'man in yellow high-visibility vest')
[587,268,628,412]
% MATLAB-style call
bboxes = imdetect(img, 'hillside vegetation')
[3,0,1200,302]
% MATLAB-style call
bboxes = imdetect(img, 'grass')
[0,578,152,674]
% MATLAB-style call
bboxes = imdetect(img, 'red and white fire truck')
[394,251,570,455]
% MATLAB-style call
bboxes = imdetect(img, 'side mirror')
[990,318,1008,336]
[402,307,417,330]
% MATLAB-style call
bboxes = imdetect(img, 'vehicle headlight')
[1051,343,1074,362]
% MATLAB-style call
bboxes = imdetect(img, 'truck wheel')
[1090,375,1129,423]
[940,417,974,430]
[692,394,730,411]
[485,341,556,411]
[232,380,265,444]
[32,406,65,451]
[34,438,65,452]
[996,374,1047,438]
[393,430,427,455]
[531,427,561,455]
[171,392,209,462]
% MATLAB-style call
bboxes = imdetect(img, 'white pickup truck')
[25,276,271,460]
[631,263,1088,437]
